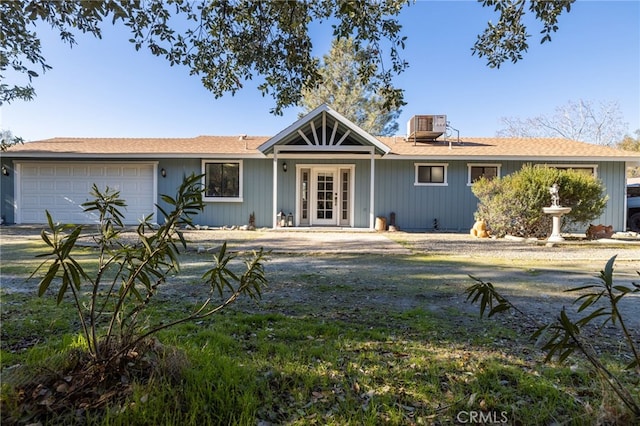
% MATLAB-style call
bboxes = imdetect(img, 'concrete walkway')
[241,231,412,255]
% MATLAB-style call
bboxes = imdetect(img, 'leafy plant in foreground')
[466,256,640,418]
[31,172,268,370]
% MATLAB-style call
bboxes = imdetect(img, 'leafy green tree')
[299,38,400,136]
[472,164,607,238]
[472,0,574,68]
[2,0,574,113]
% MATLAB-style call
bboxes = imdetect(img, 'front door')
[298,166,353,227]
[312,169,337,226]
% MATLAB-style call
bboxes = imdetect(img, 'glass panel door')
[312,170,337,225]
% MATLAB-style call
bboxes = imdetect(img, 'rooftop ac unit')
[407,115,447,141]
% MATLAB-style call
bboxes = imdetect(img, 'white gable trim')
[258,104,390,155]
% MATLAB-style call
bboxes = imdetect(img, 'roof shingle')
[4,135,639,161]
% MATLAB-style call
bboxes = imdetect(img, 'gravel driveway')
[1,225,638,354]
[2,224,639,260]
[175,227,640,262]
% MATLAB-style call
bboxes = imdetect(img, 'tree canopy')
[299,38,400,136]
[617,130,640,177]
[2,0,575,114]
[497,99,628,146]
[0,130,23,152]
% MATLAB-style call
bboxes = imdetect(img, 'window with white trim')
[415,163,448,186]
[467,164,501,185]
[202,160,243,201]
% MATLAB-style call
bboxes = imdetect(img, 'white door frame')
[296,164,355,227]
[311,167,337,226]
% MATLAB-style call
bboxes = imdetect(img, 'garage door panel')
[55,181,72,191]
[39,166,55,176]
[89,166,105,177]
[73,167,88,177]
[39,181,55,191]
[18,162,155,225]
[22,195,39,207]
[22,181,38,191]
[21,165,38,175]
[106,167,122,177]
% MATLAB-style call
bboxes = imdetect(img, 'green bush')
[472,165,607,238]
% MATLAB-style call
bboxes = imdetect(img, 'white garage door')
[17,162,157,225]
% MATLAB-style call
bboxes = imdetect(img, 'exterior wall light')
[282,162,288,172]
[161,168,167,178]
[1,166,8,176]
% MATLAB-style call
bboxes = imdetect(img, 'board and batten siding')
[0,155,628,231]
[374,160,479,231]
[156,158,273,228]
[373,160,628,232]
[1,158,16,224]
[202,159,272,228]
[597,161,627,230]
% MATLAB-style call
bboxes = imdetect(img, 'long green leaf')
[57,279,69,305]
[488,303,511,317]
[38,263,59,296]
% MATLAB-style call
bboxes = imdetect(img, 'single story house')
[2,104,639,232]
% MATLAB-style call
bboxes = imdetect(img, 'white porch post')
[369,149,375,229]
[272,149,279,229]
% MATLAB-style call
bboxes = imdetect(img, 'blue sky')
[2,1,638,142]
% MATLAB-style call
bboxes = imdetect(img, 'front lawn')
[1,235,638,425]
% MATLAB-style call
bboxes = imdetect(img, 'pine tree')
[299,38,401,136]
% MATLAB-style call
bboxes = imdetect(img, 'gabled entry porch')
[258,104,390,229]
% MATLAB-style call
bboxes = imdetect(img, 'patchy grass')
[1,233,638,425]
[3,290,636,424]
[2,301,601,425]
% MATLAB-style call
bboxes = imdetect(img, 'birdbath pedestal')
[542,206,572,242]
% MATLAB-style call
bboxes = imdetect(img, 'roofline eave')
[4,153,267,159]
[382,155,640,162]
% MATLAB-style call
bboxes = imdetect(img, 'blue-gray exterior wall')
[1,158,15,224]
[374,159,627,232]
[156,158,273,228]
[0,156,629,232]
[158,157,373,228]
[375,159,476,231]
